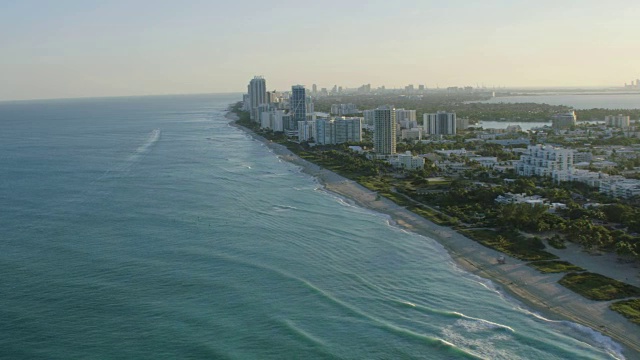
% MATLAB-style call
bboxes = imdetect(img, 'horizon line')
[0,91,244,104]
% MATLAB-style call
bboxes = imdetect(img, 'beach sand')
[227,114,640,358]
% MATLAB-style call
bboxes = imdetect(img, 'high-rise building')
[315,117,362,145]
[290,85,307,130]
[424,111,456,135]
[298,120,315,142]
[605,114,630,128]
[331,103,358,116]
[335,117,362,144]
[374,106,396,155]
[363,109,376,126]
[395,109,417,129]
[248,76,266,121]
[456,117,470,130]
[552,111,576,129]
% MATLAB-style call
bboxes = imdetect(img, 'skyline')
[2,0,640,101]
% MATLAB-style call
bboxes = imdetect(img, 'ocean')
[0,94,626,359]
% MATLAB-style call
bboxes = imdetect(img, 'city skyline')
[2,0,640,101]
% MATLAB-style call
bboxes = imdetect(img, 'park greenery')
[527,261,585,273]
[610,299,640,325]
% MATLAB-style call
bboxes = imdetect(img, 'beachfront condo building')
[290,85,307,130]
[298,120,316,143]
[316,117,363,145]
[424,111,457,135]
[248,76,267,122]
[374,106,397,155]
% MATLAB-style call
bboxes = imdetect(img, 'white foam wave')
[441,326,517,360]
[453,312,515,332]
[272,204,298,212]
[515,305,625,359]
[561,321,625,360]
[125,129,160,164]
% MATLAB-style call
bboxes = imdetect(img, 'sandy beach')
[227,114,640,358]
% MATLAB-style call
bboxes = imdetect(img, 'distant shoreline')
[226,111,640,358]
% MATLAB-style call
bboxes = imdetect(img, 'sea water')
[0,94,627,359]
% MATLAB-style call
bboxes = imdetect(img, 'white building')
[424,111,456,135]
[495,193,547,206]
[516,144,574,182]
[389,151,425,170]
[298,120,316,142]
[600,178,640,199]
[569,169,609,188]
[435,149,469,157]
[605,114,630,128]
[471,156,499,168]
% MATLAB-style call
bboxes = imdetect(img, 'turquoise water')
[0,94,627,359]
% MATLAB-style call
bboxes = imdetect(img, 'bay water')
[479,93,640,110]
[0,94,626,359]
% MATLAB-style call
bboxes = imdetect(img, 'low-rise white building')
[495,193,547,206]
[600,178,640,199]
[516,144,574,182]
[471,156,499,168]
[435,149,469,157]
[389,151,425,170]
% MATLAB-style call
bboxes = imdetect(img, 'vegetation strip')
[559,272,640,301]
[527,260,585,273]
[610,299,640,325]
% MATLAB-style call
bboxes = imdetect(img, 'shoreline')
[226,112,640,358]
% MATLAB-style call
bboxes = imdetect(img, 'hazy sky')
[2,0,639,100]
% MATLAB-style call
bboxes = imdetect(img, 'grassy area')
[559,272,640,301]
[610,299,640,325]
[408,205,457,226]
[547,237,567,249]
[461,229,557,261]
[527,260,585,273]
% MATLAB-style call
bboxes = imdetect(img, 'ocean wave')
[559,321,625,360]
